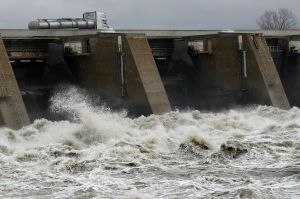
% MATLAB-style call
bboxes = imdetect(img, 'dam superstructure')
[0,29,300,129]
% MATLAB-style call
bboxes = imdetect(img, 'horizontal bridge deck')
[0,29,300,38]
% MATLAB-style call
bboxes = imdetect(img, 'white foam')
[0,86,299,198]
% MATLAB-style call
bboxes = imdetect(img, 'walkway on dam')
[0,29,300,38]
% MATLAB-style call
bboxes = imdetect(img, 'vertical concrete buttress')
[125,34,171,114]
[246,35,290,109]
[0,37,30,129]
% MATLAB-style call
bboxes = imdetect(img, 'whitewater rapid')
[0,87,299,198]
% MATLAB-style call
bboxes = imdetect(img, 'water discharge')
[0,87,299,198]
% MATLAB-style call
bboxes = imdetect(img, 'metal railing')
[268,46,283,52]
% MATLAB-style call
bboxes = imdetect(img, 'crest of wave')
[45,86,228,153]
[0,86,132,152]
[48,85,133,146]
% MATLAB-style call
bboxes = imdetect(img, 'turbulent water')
[0,87,300,199]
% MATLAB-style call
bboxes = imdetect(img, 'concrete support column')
[0,36,30,129]
[244,34,290,109]
[125,34,171,114]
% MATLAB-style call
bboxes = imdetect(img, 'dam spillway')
[0,29,300,129]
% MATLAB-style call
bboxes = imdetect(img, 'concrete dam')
[0,29,300,129]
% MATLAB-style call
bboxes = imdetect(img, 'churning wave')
[0,87,299,199]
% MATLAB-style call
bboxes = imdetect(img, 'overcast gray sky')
[0,0,300,29]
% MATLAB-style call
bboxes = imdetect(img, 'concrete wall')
[0,37,30,129]
[244,34,290,109]
[268,36,300,107]
[124,34,171,114]
[242,35,271,105]
[66,33,171,116]
[189,33,289,110]
[284,52,300,106]
[0,31,292,129]
[190,34,243,109]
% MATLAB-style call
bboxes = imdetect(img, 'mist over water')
[0,87,300,199]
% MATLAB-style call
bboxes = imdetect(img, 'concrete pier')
[0,36,30,129]
[125,34,171,114]
[246,34,290,109]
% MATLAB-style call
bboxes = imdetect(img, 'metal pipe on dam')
[28,11,113,30]
[28,19,96,30]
